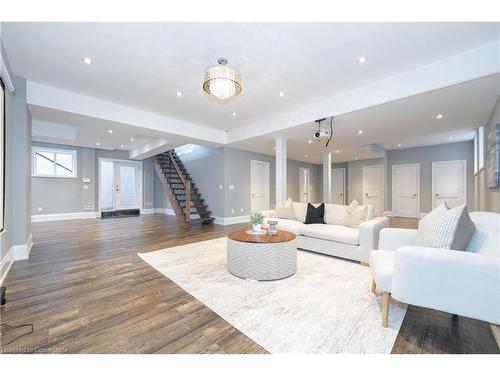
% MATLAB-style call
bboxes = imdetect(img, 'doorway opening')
[99,158,143,218]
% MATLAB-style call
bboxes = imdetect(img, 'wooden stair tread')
[154,150,214,226]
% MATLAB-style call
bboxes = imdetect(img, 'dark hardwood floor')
[0,215,497,354]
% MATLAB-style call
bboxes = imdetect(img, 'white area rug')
[138,237,407,353]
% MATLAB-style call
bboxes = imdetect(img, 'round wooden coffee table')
[227,230,297,281]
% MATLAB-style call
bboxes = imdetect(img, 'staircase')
[153,150,214,225]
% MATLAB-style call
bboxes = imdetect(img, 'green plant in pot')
[250,211,265,232]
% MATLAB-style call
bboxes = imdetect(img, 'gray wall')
[475,97,500,213]
[345,141,475,214]
[176,145,225,217]
[347,158,385,206]
[387,141,475,213]
[223,147,276,217]
[177,146,322,218]
[1,76,31,262]
[31,143,162,215]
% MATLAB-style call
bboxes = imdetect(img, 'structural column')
[275,136,287,203]
[323,150,332,203]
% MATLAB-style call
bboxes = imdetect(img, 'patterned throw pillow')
[345,200,369,228]
[273,198,295,220]
[415,203,476,250]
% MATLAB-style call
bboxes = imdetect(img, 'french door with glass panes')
[100,160,141,212]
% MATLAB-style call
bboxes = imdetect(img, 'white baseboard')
[0,247,14,286]
[32,211,98,222]
[0,234,33,285]
[213,215,250,226]
[384,211,428,219]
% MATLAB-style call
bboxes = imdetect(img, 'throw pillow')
[345,200,369,228]
[273,198,295,220]
[415,203,476,250]
[304,203,325,224]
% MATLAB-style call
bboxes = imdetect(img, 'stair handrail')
[167,152,191,222]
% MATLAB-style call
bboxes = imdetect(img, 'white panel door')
[251,160,270,211]
[363,165,384,216]
[332,168,346,204]
[392,164,419,218]
[115,162,141,210]
[432,160,466,209]
[299,167,311,203]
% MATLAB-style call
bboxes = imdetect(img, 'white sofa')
[370,211,500,327]
[264,201,389,263]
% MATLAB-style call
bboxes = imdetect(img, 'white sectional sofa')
[264,201,389,263]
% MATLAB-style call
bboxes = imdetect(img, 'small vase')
[253,224,262,232]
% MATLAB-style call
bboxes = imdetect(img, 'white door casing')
[363,165,384,216]
[332,168,346,205]
[432,160,466,209]
[299,167,311,203]
[392,163,420,218]
[115,162,141,210]
[98,158,143,213]
[250,160,270,211]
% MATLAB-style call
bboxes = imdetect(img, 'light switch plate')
[82,177,91,183]
[229,184,235,190]
[219,184,223,190]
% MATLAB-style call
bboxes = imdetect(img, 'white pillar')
[323,151,332,203]
[275,136,287,203]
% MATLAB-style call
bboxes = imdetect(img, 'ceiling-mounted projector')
[314,117,334,147]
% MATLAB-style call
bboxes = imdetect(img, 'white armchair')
[370,211,500,327]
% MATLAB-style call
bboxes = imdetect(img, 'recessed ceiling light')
[354,156,358,160]
[232,112,238,117]
[108,129,113,134]
[120,145,124,148]
[436,114,443,119]
[95,142,100,146]
[358,56,367,64]
[279,91,285,97]
[304,154,308,158]
[358,130,363,135]
[308,139,312,144]
[176,91,183,97]
[82,57,93,65]
[397,144,402,148]
[449,137,453,141]
[336,150,340,153]
[130,138,134,142]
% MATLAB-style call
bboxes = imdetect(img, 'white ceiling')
[229,74,500,164]
[3,22,499,132]
[29,105,194,151]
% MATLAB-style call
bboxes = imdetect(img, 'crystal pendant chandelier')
[203,57,242,100]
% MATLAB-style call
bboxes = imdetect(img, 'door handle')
[435,193,440,197]
[413,193,417,197]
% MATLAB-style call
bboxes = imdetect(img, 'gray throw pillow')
[415,203,476,250]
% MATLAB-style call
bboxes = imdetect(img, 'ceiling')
[3,22,499,132]
[229,74,500,164]
[29,105,195,151]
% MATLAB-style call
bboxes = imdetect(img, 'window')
[0,78,5,233]
[32,147,77,178]
[474,127,486,176]
[478,126,485,171]
[474,131,478,175]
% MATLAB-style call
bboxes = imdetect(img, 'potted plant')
[250,211,265,232]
